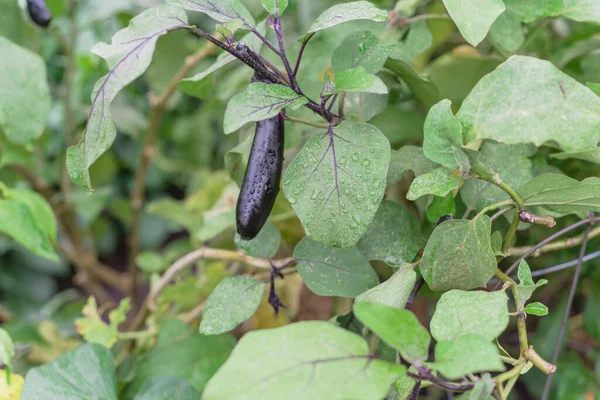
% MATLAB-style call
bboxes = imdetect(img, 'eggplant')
[27,0,52,28]
[236,113,285,240]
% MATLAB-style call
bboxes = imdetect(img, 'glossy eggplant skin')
[27,0,52,28]
[236,113,285,240]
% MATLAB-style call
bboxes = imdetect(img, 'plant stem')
[503,212,521,254]
[271,12,299,92]
[129,247,292,330]
[541,215,593,399]
[126,42,217,311]
[472,162,524,210]
[293,33,315,76]
[285,116,329,128]
[509,224,600,257]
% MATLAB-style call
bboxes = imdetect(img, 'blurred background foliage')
[0,0,599,398]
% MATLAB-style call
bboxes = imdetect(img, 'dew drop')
[351,152,360,162]
[288,196,297,204]
[362,159,371,167]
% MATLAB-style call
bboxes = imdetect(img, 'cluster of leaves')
[1,0,600,399]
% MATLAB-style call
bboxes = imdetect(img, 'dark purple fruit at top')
[236,113,285,240]
[27,0,52,28]
[436,215,454,225]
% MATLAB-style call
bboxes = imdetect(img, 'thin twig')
[405,278,424,310]
[509,224,600,257]
[126,42,217,311]
[541,213,593,400]
[271,7,299,91]
[179,302,204,323]
[500,216,600,281]
[531,249,600,277]
[293,32,315,76]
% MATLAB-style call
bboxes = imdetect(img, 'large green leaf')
[299,1,388,42]
[0,189,58,261]
[133,377,201,400]
[223,83,308,134]
[489,10,524,52]
[560,0,600,23]
[387,145,437,186]
[460,142,533,211]
[423,99,464,169]
[200,276,265,335]
[355,266,417,309]
[503,0,562,23]
[442,0,505,46]
[384,58,439,107]
[430,290,509,342]
[293,237,379,297]
[0,37,51,145]
[516,260,548,302]
[21,344,117,400]
[457,56,600,152]
[420,215,496,291]
[325,67,388,95]
[125,319,235,397]
[357,200,424,266]
[179,22,267,98]
[431,334,504,379]
[283,121,390,248]
[517,174,600,215]
[406,168,464,201]
[0,328,14,371]
[332,31,395,75]
[234,222,281,258]
[354,302,431,363]
[203,321,405,400]
[67,5,188,192]
[392,21,432,62]
[164,0,255,29]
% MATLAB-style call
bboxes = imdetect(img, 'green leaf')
[587,82,600,97]
[355,266,417,309]
[165,0,255,29]
[134,377,201,400]
[136,251,167,273]
[202,321,405,400]
[75,297,131,349]
[261,0,288,15]
[431,334,504,379]
[420,215,496,291]
[427,193,456,223]
[0,192,58,261]
[384,58,439,107]
[489,10,524,52]
[387,145,437,186]
[21,344,117,400]
[179,22,267,99]
[332,31,395,75]
[442,0,505,46]
[454,374,496,399]
[392,21,432,61]
[194,182,238,241]
[9,188,57,244]
[235,222,281,258]
[502,0,562,23]
[457,56,600,153]
[67,5,188,192]
[516,260,548,302]
[560,0,600,23]
[343,92,389,123]
[125,319,235,397]
[224,83,307,134]
[357,201,424,266]
[423,99,465,169]
[406,168,463,201]
[293,237,379,297]
[283,121,390,248]
[460,142,533,211]
[217,19,244,40]
[431,290,509,342]
[0,328,14,371]
[200,276,265,335]
[525,302,549,316]
[353,302,431,362]
[325,67,388,95]
[0,37,51,145]
[551,148,600,165]
[517,174,600,215]
[299,1,388,42]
